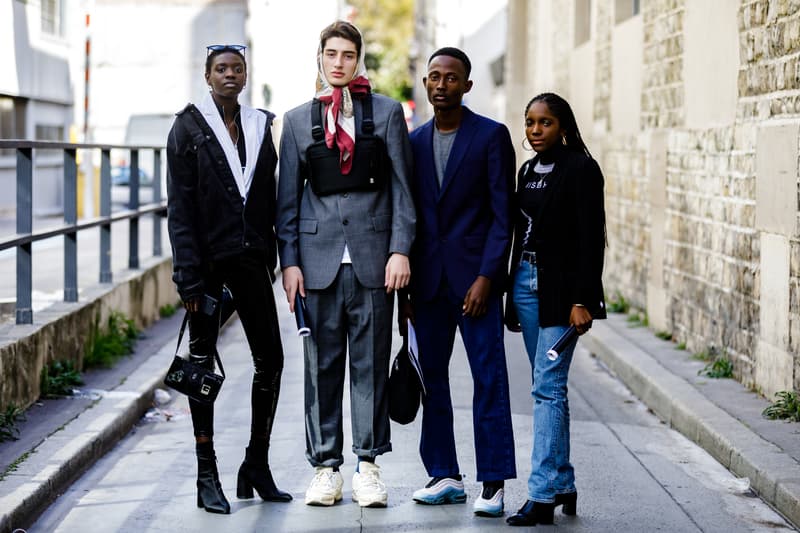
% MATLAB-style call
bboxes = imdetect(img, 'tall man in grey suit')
[276,21,415,509]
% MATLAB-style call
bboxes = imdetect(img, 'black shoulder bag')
[305,95,389,196]
[163,312,225,404]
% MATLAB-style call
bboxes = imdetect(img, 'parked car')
[111,166,153,187]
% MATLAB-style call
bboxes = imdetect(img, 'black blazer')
[506,146,607,328]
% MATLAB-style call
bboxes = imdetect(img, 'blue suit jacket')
[409,106,515,302]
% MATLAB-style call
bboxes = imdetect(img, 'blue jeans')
[513,260,577,502]
[415,282,516,482]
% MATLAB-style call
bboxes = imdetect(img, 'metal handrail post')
[99,149,112,282]
[63,148,78,302]
[128,149,140,269]
[16,147,33,324]
[152,149,162,257]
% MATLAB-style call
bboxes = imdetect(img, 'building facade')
[1,0,76,213]
[505,0,799,398]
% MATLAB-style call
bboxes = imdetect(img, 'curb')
[582,319,800,528]
[0,342,172,533]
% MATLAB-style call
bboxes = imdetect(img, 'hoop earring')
[522,137,533,151]
[561,134,568,146]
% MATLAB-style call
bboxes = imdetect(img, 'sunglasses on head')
[206,44,247,56]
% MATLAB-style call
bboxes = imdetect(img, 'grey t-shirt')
[433,127,458,186]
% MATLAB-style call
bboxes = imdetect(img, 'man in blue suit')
[405,47,516,517]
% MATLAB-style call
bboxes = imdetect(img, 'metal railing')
[0,140,167,324]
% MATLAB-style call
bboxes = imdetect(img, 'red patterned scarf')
[317,76,370,174]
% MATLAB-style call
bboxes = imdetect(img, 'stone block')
[755,122,800,235]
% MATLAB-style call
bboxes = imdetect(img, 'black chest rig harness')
[305,95,389,196]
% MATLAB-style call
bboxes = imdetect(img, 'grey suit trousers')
[303,264,393,467]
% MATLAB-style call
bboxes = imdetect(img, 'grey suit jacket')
[276,93,416,290]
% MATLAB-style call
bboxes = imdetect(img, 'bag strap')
[311,99,324,141]
[175,312,226,378]
[311,94,374,141]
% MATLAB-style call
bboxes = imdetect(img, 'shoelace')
[314,470,338,491]
[359,469,385,490]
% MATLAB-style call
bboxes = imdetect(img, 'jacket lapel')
[438,107,478,202]
[416,120,440,198]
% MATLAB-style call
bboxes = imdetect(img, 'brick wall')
[507,0,800,394]
[641,0,685,128]
[663,126,759,381]
[593,0,612,127]
[602,134,650,308]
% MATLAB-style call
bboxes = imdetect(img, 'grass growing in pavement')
[159,303,178,318]
[698,358,734,379]
[691,349,714,362]
[606,292,630,314]
[0,450,32,481]
[84,311,139,368]
[40,360,83,398]
[0,404,24,442]
[762,391,800,422]
[626,310,648,327]
[655,330,672,341]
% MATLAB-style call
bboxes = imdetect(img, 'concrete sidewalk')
[582,314,800,527]
[1,299,800,531]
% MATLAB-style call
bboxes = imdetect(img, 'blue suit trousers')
[415,282,516,482]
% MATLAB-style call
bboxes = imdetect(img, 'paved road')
[25,282,794,532]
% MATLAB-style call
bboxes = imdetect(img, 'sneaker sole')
[413,492,467,505]
[353,495,388,508]
[304,493,343,506]
[474,507,504,517]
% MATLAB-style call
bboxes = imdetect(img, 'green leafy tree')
[349,0,414,101]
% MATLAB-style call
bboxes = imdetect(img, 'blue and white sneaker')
[473,487,504,517]
[412,476,467,505]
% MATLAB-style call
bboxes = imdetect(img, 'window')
[575,0,592,46]
[35,125,64,141]
[615,0,641,23]
[41,0,63,36]
[490,54,506,87]
[0,96,27,156]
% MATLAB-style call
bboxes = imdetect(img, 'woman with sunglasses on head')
[504,93,606,526]
[167,44,290,514]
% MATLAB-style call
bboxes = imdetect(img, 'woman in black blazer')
[505,92,606,526]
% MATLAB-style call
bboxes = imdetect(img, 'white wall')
[88,1,248,144]
[461,6,508,122]
[683,0,739,128]
[610,14,643,134]
[248,0,340,118]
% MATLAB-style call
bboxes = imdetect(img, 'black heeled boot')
[506,500,555,526]
[236,443,292,502]
[196,442,231,514]
[555,491,577,515]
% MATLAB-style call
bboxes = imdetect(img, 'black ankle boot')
[555,491,577,515]
[196,442,230,514]
[236,444,292,502]
[506,500,555,526]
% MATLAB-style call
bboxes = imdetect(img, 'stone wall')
[665,125,759,381]
[641,0,685,128]
[506,0,800,397]
[602,134,650,308]
[0,258,177,410]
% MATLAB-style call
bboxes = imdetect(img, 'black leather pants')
[188,251,284,440]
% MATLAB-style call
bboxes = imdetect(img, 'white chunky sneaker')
[473,487,504,517]
[352,462,388,507]
[304,466,343,506]
[412,476,467,505]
